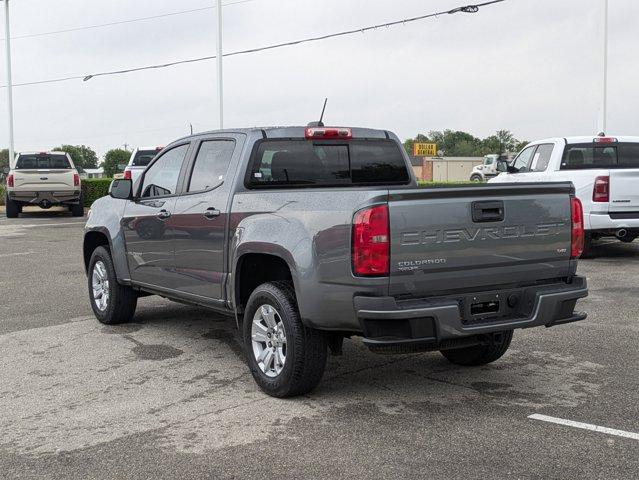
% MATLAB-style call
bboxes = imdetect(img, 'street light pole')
[599,0,608,134]
[216,0,224,129]
[3,0,15,167]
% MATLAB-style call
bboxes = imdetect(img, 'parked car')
[489,135,639,254]
[469,154,510,182]
[84,126,588,397]
[122,147,163,186]
[5,151,83,218]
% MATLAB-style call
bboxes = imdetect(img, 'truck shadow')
[584,239,639,259]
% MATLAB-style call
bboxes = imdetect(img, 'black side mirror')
[109,179,133,200]
[496,160,508,173]
[2,167,9,175]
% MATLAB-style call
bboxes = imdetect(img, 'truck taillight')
[352,204,389,276]
[73,173,80,187]
[123,169,132,180]
[7,173,13,187]
[592,176,609,202]
[571,197,584,259]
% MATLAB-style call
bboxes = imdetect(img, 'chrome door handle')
[157,209,171,220]
[203,207,220,219]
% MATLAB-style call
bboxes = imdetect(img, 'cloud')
[0,0,636,158]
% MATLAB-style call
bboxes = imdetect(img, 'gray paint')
[85,127,587,339]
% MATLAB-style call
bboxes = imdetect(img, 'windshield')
[132,150,159,167]
[248,139,410,188]
[15,154,71,169]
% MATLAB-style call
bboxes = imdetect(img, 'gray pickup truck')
[84,126,588,397]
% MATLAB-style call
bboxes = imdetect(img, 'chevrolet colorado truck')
[5,151,83,218]
[489,135,639,254]
[83,126,588,397]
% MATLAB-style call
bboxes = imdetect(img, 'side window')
[529,144,554,172]
[188,140,235,192]
[512,146,536,172]
[140,144,189,198]
[618,145,639,167]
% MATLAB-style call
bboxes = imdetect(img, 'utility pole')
[216,0,224,129]
[599,0,608,134]
[3,0,15,167]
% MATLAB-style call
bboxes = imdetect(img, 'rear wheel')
[243,281,327,397]
[88,246,137,324]
[70,200,84,217]
[5,195,21,218]
[440,330,513,366]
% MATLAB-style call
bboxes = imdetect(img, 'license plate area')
[470,300,500,316]
[461,290,522,325]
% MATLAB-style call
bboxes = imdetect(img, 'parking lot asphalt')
[0,211,637,480]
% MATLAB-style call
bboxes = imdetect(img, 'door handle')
[203,207,221,220]
[157,209,171,220]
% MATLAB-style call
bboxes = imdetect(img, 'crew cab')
[5,151,83,218]
[83,126,588,397]
[489,135,639,253]
[122,147,163,186]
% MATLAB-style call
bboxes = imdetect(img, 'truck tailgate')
[609,169,639,212]
[13,169,75,191]
[387,183,575,297]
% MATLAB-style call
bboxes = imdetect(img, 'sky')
[0,0,637,160]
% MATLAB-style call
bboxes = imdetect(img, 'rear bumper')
[8,190,81,206]
[355,276,588,348]
[589,212,639,230]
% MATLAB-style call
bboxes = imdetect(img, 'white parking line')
[529,414,639,441]
[0,251,34,258]
[21,222,85,228]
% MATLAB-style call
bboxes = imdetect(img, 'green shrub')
[82,178,113,207]
[0,184,5,206]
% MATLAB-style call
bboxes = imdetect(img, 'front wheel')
[243,281,327,397]
[88,246,137,324]
[440,330,513,366]
[470,174,483,183]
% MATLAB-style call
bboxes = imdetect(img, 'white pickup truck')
[489,135,639,253]
[5,151,84,218]
[122,147,163,186]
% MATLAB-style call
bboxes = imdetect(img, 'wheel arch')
[232,251,296,328]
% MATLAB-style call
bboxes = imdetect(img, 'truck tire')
[70,198,84,217]
[470,174,483,183]
[440,330,513,366]
[5,195,21,218]
[242,281,328,397]
[88,246,137,325]
[580,232,593,258]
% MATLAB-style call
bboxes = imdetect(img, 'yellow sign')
[413,142,437,157]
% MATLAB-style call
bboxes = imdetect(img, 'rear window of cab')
[561,143,639,169]
[15,154,71,169]
[246,139,410,188]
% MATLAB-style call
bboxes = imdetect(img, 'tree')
[102,148,130,177]
[52,145,98,170]
[404,129,527,157]
[0,149,8,171]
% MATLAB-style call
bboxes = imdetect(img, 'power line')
[1,1,506,88]
[2,0,258,41]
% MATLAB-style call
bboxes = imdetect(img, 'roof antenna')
[307,98,328,127]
